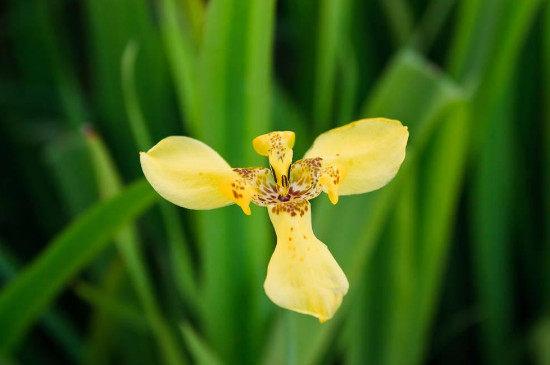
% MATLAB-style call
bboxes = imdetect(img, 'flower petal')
[219,175,255,215]
[318,164,346,204]
[288,158,323,201]
[140,136,241,210]
[304,118,408,196]
[264,199,349,322]
[235,167,280,206]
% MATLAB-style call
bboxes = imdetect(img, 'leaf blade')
[0,180,157,351]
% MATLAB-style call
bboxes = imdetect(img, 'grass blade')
[544,0,550,311]
[75,281,149,333]
[313,0,351,132]
[0,180,157,351]
[470,85,516,365]
[181,0,205,44]
[159,0,201,132]
[468,0,544,153]
[336,43,359,123]
[44,133,98,216]
[31,0,89,128]
[180,323,225,365]
[121,43,199,309]
[382,167,417,365]
[0,243,83,363]
[83,257,126,365]
[378,0,414,46]
[446,0,496,82]
[244,0,276,162]
[85,133,187,365]
[84,0,174,171]
[121,42,153,149]
[408,99,470,365]
[409,0,457,52]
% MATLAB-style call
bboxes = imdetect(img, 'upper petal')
[140,136,239,210]
[304,118,408,196]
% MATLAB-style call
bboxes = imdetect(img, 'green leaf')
[83,257,126,365]
[470,83,516,365]
[313,0,352,132]
[180,323,225,365]
[84,0,174,171]
[44,132,98,216]
[0,242,83,363]
[159,0,201,132]
[544,0,550,311]
[407,98,470,365]
[121,42,199,309]
[75,281,149,333]
[85,133,187,365]
[30,0,89,128]
[378,0,414,46]
[409,0,457,52]
[468,0,544,153]
[121,42,153,150]
[531,317,550,365]
[0,179,157,351]
[381,167,418,365]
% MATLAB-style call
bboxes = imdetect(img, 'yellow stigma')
[253,131,295,198]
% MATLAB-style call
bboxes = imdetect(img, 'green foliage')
[0,0,547,364]
[0,180,157,351]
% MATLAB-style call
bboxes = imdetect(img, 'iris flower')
[140,118,408,322]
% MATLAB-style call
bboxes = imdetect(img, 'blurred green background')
[0,0,549,364]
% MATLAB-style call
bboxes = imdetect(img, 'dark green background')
[0,0,549,364]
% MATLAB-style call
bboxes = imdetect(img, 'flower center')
[278,194,291,202]
[234,157,324,207]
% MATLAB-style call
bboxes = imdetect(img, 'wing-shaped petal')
[140,136,242,210]
[264,199,349,322]
[304,118,408,196]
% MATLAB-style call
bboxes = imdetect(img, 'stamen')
[270,164,277,183]
[281,175,289,187]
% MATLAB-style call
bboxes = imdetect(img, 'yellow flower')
[140,118,408,322]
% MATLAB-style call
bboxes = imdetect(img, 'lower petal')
[264,200,349,322]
